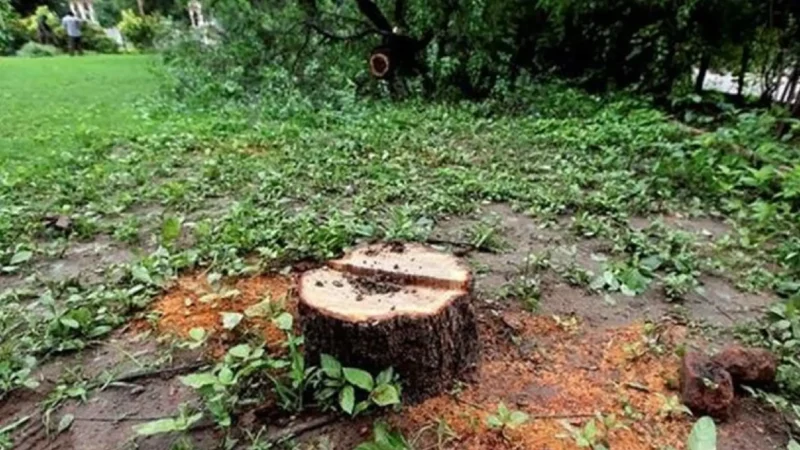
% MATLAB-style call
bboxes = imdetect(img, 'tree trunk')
[137,0,145,15]
[695,52,711,94]
[737,43,751,101]
[299,243,480,402]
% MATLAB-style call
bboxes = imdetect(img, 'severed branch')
[304,21,382,42]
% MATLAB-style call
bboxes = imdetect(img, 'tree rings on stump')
[369,48,392,79]
[298,242,480,402]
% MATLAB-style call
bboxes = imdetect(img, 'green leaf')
[161,216,182,245]
[788,439,800,450]
[133,418,180,436]
[508,411,529,428]
[687,416,717,450]
[10,250,32,265]
[131,265,153,285]
[371,384,400,406]
[273,312,293,331]
[344,367,374,391]
[188,327,206,341]
[59,317,80,329]
[486,415,503,429]
[339,385,355,415]
[220,312,243,330]
[227,344,251,359]
[57,413,74,434]
[321,354,342,379]
[180,372,218,389]
[218,366,234,385]
[376,367,394,385]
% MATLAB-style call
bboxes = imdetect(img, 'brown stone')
[712,345,778,386]
[680,351,735,419]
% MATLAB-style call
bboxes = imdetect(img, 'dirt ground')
[1,203,787,450]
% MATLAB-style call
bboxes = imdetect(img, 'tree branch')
[304,21,382,41]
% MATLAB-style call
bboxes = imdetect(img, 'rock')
[680,351,735,419]
[41,214,73,233]
[712,345,778,386]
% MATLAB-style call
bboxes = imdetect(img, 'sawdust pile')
[144,273,294,357]
[393,315,692,450]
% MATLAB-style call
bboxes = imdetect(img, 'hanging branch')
[304,21,382,42]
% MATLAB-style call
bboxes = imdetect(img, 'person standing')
[61,11,83,56]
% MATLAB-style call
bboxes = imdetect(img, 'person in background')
[37,14,53,45]
[61,11,83,56]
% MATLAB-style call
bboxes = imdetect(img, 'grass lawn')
[0,55,157,166]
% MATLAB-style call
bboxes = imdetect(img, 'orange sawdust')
[144,273,294,358]
[392,315,693,450]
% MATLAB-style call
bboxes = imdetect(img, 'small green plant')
[180,343,280,427]
[315,354,401,416]
[355,421,413,450]
[266,313,318,412]
[133,404,203,436]
[663,272,700,302]
[0,416,29,450]
[559,413,624,450]
[465,215,506,252]
[486,402,529,438]
[657,394,692,419]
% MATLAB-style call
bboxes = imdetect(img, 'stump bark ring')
[298,242,480,402]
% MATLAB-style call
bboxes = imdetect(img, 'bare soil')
[1,203,786,450]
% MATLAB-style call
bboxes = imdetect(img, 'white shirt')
[62,16,82,37]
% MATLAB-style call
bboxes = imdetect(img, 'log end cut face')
[299,267,464,322]
[327,242,471,291]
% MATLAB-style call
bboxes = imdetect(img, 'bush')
[0,0,26,55]
[18,6,118,54]
[118,9,163,49]
[15,41,60,57]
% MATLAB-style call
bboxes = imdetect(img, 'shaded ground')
[2,203,786,450]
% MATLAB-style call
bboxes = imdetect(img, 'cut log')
[299,242,480,402]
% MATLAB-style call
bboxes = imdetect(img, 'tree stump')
[298,242,480,402]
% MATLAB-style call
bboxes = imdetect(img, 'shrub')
[0,0,26,55]
[118,9,163,49]
[15,41,60,57]
[19,6,118,54]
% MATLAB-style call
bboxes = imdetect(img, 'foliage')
[118,9,163,49]
[133,404,203,436]
[355,421,413,450]
[16,6,118,53]
[0,0,26,55]
[155,0,800,108]
[180,343,281,427]
[15,41,59,57]
[686,416,716,450]
[559,413,624,450]
[315,354,402,416]
[486,402,529,432]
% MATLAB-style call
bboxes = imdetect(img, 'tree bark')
[298,243,480,402]
[695,52,711,94]
[737,43,751,101]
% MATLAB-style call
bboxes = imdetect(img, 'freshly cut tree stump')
[299,242,480,402]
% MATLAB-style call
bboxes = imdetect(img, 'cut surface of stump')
[299,242,479,402]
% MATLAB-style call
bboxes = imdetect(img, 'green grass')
[0,55,157,165]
